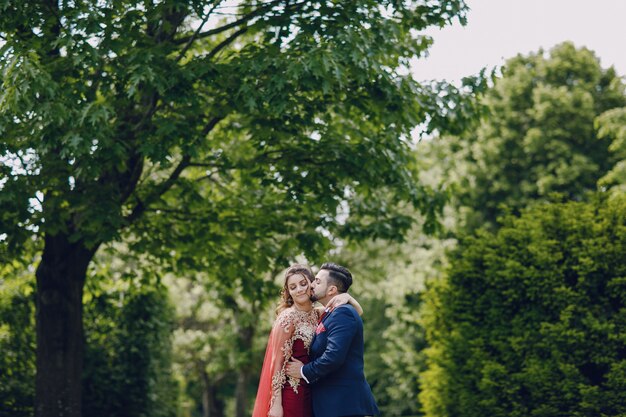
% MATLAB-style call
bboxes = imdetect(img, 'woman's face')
[287,274,311,306]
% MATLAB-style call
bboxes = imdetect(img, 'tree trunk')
[234,370,251,417]
[35,233,97,417]
[234,324,255,417]
[201,371,225,417]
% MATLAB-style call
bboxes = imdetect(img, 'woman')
[252,264,363,417]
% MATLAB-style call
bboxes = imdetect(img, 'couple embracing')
[252,263,379,417]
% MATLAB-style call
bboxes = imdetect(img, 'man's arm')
[301,307,358,384]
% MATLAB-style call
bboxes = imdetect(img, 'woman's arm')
[327,293,364,316]
[348,295,364,316]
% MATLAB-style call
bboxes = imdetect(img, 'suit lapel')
[311,308,334,357]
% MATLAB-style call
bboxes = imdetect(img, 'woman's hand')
[268,403,283,417]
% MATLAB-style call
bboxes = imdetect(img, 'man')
[285,262,379,417]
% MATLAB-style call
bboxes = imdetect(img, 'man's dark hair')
[320,262,352,293]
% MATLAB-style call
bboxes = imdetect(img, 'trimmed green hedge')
[421,196,626,417]
[83,279,177,417]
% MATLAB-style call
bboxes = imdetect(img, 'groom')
[286,262,379,417]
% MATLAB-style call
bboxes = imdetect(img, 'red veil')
[252,313,294,417]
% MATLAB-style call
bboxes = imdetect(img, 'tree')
[334,43,626,416]
[0,2,470,416]
[451,42,626,230]
[167,272,273,417]
[596,107,626,194]
[168,275,234,417]
[420,195,626,417]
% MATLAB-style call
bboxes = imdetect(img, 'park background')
[1,1,625,417]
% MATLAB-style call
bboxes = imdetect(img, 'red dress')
[252,308,320,417]
[281,338,312,417]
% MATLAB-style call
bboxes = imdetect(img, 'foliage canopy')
[0,0,470,260]
[446,42,626,230]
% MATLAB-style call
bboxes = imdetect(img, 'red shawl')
[252,311,295,417]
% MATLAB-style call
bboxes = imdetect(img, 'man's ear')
[328,285,338,297]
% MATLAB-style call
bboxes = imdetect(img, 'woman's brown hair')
[275,264,314,316]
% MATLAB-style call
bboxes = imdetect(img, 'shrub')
[421,195,626,417]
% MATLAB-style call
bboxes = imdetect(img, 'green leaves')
[82,269,177,417]
[596,107,626,193]
[0,50,55,114]
[0,260,36,417]
[1,3,474,414]
[420,196,626,417]
[441,42,626,232]
[1,0,469,257]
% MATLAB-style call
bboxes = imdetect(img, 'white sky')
[411,0,626,82]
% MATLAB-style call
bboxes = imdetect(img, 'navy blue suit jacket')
[302,304,379,417]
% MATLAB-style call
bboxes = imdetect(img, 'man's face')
[311,269,330,303]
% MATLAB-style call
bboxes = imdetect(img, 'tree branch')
[205,25,248,60]
[201,116,224,137]
[175,2,222,62]
[193,173,217,183]
[42,0,64,57]
[173,0,284,45]
[125,154,191,225]
[124,116,224,225]
[204,1,307,60]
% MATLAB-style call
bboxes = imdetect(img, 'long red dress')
[281,338,312,417]
[252,308,319,417]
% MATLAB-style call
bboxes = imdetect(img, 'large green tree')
[0,1,469,416]
[451,42,625,230]
[420,196,626,417]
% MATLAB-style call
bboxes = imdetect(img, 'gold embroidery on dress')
[270,308,318,404]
